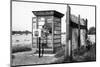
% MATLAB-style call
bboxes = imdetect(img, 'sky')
[12,1,95,32]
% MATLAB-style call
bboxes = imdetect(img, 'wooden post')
[78,15,80,48]
[36,17,39,48]
[36,17,40,57]
[32,17,36,49]
[52,16,54,53]
[65,5,71,61]
[38,37,41,58]
[32,17,33,49]
[86,19,88,39]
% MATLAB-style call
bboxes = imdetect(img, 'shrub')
[72,43,96,61]
[73,46,87,56]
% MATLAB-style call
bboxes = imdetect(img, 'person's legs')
[42,44,44,56]
[41,43,43,56]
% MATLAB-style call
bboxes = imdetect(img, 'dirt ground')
[11,48,64,66]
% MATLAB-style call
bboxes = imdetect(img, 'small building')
[32,10,64,53]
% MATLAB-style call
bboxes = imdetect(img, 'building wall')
[80,29,86,46]
[72,28,79,50]
[53,17,62,52]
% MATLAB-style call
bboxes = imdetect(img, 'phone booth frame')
[32,10,64,54]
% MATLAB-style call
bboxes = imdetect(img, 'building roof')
[32,10,64,18]
[71,14,87,26]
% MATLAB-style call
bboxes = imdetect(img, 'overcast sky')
[12,1,95,32]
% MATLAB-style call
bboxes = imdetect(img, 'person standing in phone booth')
[41,29,46,56]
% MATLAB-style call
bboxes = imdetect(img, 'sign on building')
[33,29,41,37]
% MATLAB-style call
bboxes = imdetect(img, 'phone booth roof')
[32,10,64,18]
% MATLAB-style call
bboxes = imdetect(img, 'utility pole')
[65,5,72,62]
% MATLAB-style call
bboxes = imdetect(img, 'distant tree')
[24,30,31,35]
[12,30,32,35]
[88,27,96,35]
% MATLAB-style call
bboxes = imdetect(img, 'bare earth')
[12,48,64,66]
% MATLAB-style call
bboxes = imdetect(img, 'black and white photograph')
[11,0,96,67]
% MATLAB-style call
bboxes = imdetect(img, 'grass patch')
[72,43,96,61]
[12,45,32,53]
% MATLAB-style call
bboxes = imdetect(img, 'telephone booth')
[32,10,64,54]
